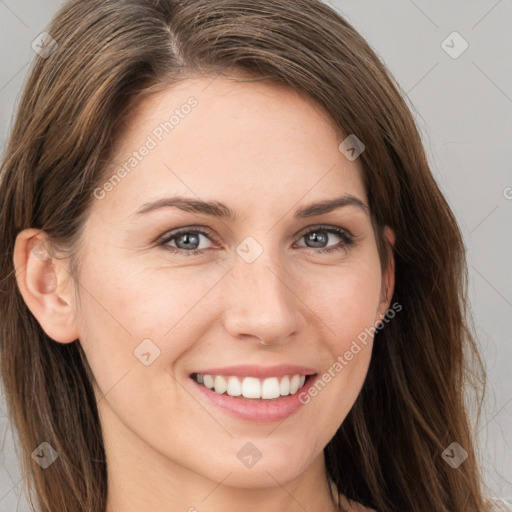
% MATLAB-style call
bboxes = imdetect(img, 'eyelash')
[157,224,356,257]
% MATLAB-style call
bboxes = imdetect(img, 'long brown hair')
[0,0,491,510]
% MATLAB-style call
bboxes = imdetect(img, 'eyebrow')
[135,194,369,220]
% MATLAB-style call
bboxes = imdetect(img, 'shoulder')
[486,498,512,511]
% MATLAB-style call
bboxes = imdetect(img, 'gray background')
[1,1,511,510]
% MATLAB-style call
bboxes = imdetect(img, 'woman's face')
[46,75,394,491]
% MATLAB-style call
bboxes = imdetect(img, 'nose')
[221,254,306,346]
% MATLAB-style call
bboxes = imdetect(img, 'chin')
[202,441,314,488]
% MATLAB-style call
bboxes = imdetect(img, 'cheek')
[298,253,383,344]
[292,253,382,429]
[73,254,223,388]
[76,250,210,338]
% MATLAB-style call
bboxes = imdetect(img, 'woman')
[0,1,508,511]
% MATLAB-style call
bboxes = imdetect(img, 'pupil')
[177,233,199,250]
[307,231,327,248]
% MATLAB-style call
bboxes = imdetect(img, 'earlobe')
[13,228,79,344]
[384,226,396,248]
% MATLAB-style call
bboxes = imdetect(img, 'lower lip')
[191,375,319,423]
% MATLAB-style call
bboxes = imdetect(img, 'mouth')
[187,364,319,422]
[190,372,316,400]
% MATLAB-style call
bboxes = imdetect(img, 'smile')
[192,373,310,400]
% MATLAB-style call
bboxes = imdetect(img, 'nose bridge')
[222,246,305,344]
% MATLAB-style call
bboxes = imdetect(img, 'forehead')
[95,75,367,219]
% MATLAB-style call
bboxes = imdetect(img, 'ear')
[376,226,396,322]
[13,228,79,343]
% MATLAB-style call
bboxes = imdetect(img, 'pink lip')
[190,373,320,423]
[191,364,317,378]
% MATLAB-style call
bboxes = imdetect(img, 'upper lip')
[191,364,318,379]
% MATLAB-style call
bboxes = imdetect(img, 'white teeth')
[193,373,311,400]
[227,376,242,397]
[261,377,280,399]
[280,375,290,396]
[242,377,261,399]
[289,375,301,394]
[203,374,214,389]
[214,375,227,394]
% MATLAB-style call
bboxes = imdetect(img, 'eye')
[158,224,355,257]
[158,228,216,256]
[294,225,355,254]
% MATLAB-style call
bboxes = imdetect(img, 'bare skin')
[14,73,393,512]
